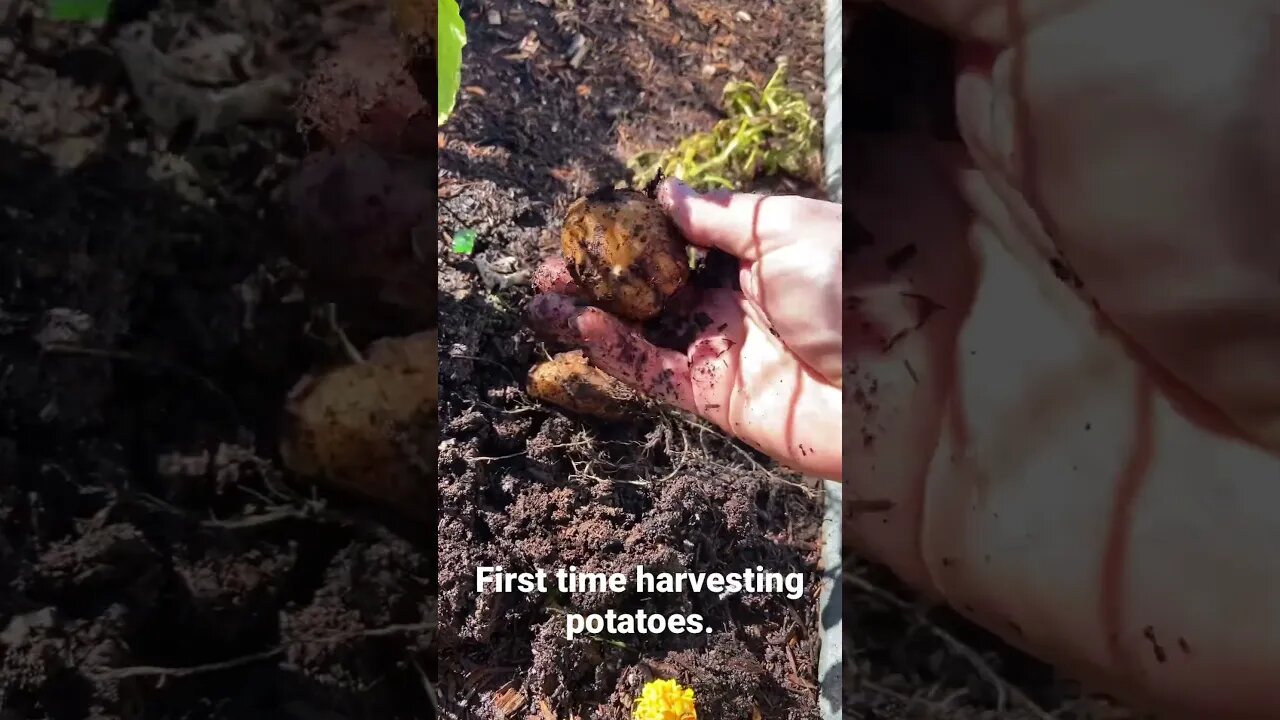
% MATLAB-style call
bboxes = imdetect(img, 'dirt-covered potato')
[388,0,434,117]
[389,0,433,52]
[527,350,639,421]
[561,187,690,321]
[280,330,436,514]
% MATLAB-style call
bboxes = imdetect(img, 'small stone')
[567,34,588,68]
[33,308,94,348]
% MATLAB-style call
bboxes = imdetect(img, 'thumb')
[656,178,838,261]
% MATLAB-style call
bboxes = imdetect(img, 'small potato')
[389,0,434,97]
[527,350,639,421]
[561,187,690,321]
[280,330,436,514]
[389,0,433,49]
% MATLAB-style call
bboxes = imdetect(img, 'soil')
[436,0,829,718]
[0,2,434,719]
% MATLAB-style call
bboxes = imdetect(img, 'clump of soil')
[0,1,434,718]
[437,0,828,717]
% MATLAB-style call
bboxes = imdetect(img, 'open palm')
[528,179,842,480]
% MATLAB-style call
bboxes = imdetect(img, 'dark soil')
[1,1,434,718]
[437,0,829,717]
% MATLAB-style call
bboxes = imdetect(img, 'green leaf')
[49,0,110,21]
[451,228,477,254]
[438,0,467,126]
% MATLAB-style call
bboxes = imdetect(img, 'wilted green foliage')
[629,64,820,191]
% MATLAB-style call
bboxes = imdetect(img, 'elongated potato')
[561,188,690,321]
[527,350,639,421]
[280,330,436,514]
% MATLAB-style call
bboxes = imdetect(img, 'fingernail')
[657,177,693,211]
[573,307,615,345]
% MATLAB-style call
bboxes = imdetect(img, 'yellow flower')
[632,678,697,720]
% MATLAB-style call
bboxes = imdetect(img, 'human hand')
[890,0,1280,449]
[850,2,1280,718]
[528,179,842,480]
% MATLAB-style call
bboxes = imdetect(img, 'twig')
[647,418,689,484]
[202,505,314,529]
[87,648,283,682]
[327,303,364,364]
[40,342,237,419]
[88,623,434,683]
[314,621,436,640]
[447,353,517,380]
[411,656,441,717]
[470,450,527,462]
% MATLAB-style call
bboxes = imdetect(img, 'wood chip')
[494,686,527,717]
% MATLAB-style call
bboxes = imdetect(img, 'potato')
[280,330,436,514]
[561,187,690,321]
[527,350,639,421]
[389,0,433,52]
[388,0,434,100]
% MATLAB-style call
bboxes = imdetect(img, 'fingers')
[950,0,1280,454]
[955,43,1026,202]
[656,178,841,262]
[527,288,749,426]
[656,177,843,385]
[532,256,581,295]
[529,287,843,479]
[573,308,698,412]
[528,293,697,413]
[876,0,1081,46]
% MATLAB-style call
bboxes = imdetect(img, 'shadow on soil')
[0,135,435,719]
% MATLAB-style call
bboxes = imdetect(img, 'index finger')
[876,0,1078,45]
[657,178,841,261]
